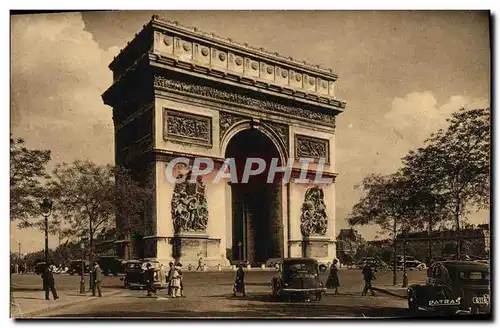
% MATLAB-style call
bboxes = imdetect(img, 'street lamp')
[402,232,409,288]
[80,238,86,294]
[40,197,53,301]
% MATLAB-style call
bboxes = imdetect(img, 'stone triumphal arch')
[102,15,346,267]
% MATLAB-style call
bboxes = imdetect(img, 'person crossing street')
[361,262,376,296]
[92,262,103,297]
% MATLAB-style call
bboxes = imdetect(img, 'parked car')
[407,261,490,316]
[271,258,326,301]
[96,256,123,276]
[121,260,166,289]
[67,260,90,275]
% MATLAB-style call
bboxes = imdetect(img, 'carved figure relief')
[164,109,212,146]
[300,186,328,236]
[263,121,289,155]
[219,111,249,141]
[154,76,337,128]
[171,171,209,234]
[295,135,329,162]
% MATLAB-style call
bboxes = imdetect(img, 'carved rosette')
[154,76,336,128]
[164,109,212,146]
[171,171,209,234]
[262,121,289,155]
[219,111,249,142]
[300,186,328,237]
[295,135,329,162]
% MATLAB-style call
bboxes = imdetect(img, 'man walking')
[361,262,376,296]
[196,256,203,271]
[41,264,58,300]
[144,263,157,297]
[92,262,103,297]
[167,262,174,296]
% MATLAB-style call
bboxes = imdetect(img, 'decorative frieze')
[164,108,212,146]
[295,134,329,162]
[155,76,336,128]
[219,111,249,141]
[300,186,328,237]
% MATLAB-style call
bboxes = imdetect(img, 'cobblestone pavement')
[26,270,428,318]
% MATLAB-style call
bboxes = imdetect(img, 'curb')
[372,286,407,299]
[12,290,123,319]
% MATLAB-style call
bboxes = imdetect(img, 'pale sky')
[10,10,490,253]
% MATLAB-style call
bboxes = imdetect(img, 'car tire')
[408,291,419,313]
[69,272,75,276]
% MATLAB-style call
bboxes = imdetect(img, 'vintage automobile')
[271,258,326,301]
[407,261,490,316]
[67,260,90,275]
[121,260,166,289]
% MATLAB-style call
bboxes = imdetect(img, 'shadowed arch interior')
[225,128,284,265]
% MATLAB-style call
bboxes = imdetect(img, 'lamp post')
[237,241,243,262]
[80,239,86,294]
[40,197,53,301]
[402,230,408,288]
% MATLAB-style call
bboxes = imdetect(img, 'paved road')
[12,269,428,318]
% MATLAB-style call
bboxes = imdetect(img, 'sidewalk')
[10,289,122,318]
[372,284,408,299]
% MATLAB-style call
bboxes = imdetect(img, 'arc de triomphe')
[102,15,346,267]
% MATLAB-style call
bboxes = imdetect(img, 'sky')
[10,10,491,253]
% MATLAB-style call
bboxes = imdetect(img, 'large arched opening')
[225,127,284,265]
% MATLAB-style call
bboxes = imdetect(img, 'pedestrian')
[177,263,185,297]
[167,262,174,296]
[326,259,340,294]
[41,263,59,300]
[92,262,103,297]
[233,262,246,297]
[196,256,203,270]
[361,262,376,296]
[171,263,182,298]
[144,263,157,297]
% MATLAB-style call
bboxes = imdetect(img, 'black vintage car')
[121,260,166,289]
[271,258,326,301]
[67,260,90,275]
[96,256,124,276]
[407,261,490,316]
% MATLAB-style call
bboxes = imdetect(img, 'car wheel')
[408,291,419,313]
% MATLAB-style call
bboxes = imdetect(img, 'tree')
[347,173,415,285]
[403,108,490,256]
[47,160,153,260]
[10,136,51,228]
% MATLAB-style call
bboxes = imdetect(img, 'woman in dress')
[326,259,340,295]
[171,263,182,298]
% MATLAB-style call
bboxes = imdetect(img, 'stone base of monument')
[302,235,332,259]
[171,232,227,267]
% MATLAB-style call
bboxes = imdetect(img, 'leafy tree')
[10,136,51,228]
[347,173,415,285]
[402,108,490,256]
[47,160,153,262]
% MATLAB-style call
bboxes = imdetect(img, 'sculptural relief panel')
[295,134,330,163]
[171,171,209,234]
[300,186,328,237]
[164,108,212,146]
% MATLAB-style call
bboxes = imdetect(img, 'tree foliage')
[46,160,154,247]
[10,136,51,228]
